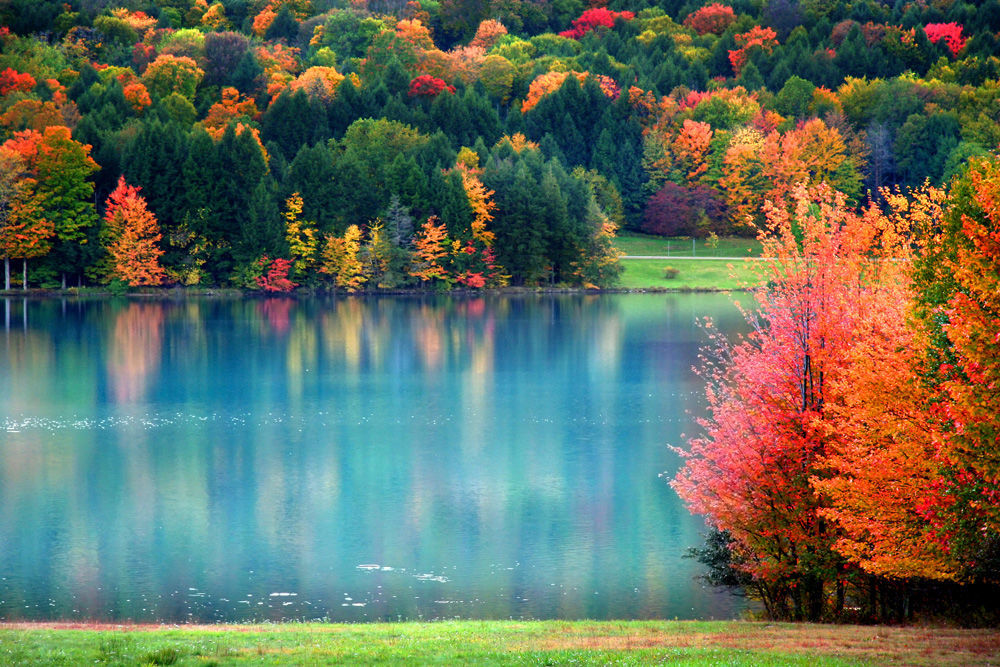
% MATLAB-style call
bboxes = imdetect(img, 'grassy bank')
[1,620,998,666]
[613,233,765,290]
[615,233,763,258]
[616,258,764,290]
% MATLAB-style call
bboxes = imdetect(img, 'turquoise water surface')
[0,293,748,623]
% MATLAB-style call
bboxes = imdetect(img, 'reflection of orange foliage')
[258,297,294,335]
[413,304,444,370]
[108,303,165,403]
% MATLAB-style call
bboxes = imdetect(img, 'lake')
[0,293,749,623]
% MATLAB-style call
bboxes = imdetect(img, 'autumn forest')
[2,0,1000,626]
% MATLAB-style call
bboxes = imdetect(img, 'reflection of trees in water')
[257,297,293,335]
[0,294,747,622]
[107,302,165,403]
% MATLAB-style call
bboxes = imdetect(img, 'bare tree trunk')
[22,258,27,291]
[4,257,8,291]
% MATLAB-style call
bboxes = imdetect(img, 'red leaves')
[672,183,922,615]
[683,3,737,36]
[255,256,297,292]
[407,75,455,97]
[728,26,778,74]
[559,8,634,40]
[0,68,36,95]
[925,22,966,57]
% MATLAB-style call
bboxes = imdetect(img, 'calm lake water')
[0,293,748,623]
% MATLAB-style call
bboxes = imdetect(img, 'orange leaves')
[200,87,259,136]
[410,215,450,283]
[122,82,152,113]
[719,119,860,228]
[103,176,166,286]
[0,68,36,95]
[495,133,538,153]
[469,19,508,51]
[0,146,52,264]
[521,71,619,112]
[683,3,736,36]
[672,119,713,184]
[728,26,778,74]
[673,182,921,617]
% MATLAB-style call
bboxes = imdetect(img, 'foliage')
[102,176,167,287]
[408,75,455,97]
[925,23,967,57]
[254,256,297,292]
[559,9,635,40]
[672,183,915,621]
[683,4,737,36]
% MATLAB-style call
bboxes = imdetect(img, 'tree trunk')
[4,257,8,291]
[22,258,27,291]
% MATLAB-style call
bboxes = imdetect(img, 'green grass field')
[614,233,763,258]
[611,233,766,290]
[1,620,997,665]
[615,257,765,290]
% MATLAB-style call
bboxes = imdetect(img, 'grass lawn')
[1,620,998,665]
[616,257,765,290]
[615,232,763,258]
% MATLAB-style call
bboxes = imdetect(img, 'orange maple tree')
[103,176,167,287]
[0,146,52,290]
[410,215,451,284]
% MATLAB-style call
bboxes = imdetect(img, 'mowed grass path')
[613,233,765,290]
[2,620,998,665]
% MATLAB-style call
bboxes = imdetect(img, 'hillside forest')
[0,0,998,290]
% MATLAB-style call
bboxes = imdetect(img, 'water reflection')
[0,294,747,622]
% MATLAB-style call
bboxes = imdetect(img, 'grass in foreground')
[1,620,998,666]
[616,257,764,290]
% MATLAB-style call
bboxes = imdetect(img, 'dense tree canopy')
[0,0,997,291]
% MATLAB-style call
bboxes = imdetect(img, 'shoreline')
[0,285,750,299]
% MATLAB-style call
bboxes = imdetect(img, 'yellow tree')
[319,225,365,292]
[283,192,318,280]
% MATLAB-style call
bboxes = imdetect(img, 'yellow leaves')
[495,133,538,153]
[283,192,318,277]
[521,70,619,112]
[320,224,364,291]
[289,66,344,103]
